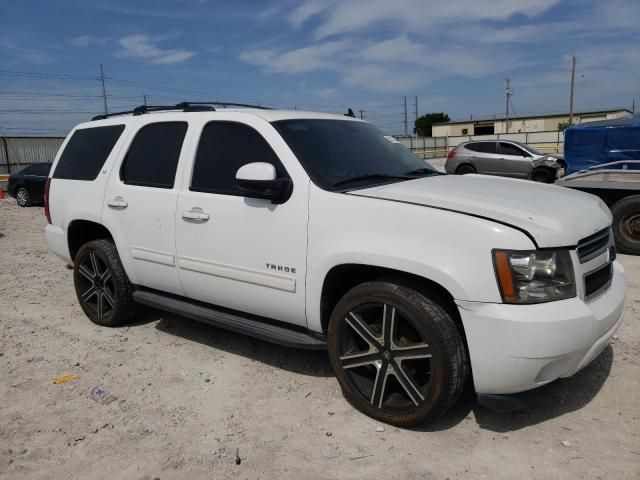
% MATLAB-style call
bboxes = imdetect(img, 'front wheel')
[327,282,468,427]
[611,196,640,255]
[530,167,555,183]
[73,239,134,326]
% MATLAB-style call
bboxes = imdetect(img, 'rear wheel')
[455,164,476,175]
[73,239,134,326]
[16,187,31,207]
[611,196,640,255]
[327,282,468,427]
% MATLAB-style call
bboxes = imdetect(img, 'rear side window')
[190,122,287,195]
[499,142,527,156]
[53,125,125,180]
[30,163,51,176]
[466,142,497,154]
[120,122,188,189]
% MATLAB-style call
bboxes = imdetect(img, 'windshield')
[272,119,436,191]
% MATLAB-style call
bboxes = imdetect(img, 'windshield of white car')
[272,119,437,191]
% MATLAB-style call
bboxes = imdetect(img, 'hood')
[351,174,611,248]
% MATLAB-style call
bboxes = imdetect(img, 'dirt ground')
[1,198,639,480]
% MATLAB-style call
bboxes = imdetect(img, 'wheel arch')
[67,219,115,262]
[319,264,469,349]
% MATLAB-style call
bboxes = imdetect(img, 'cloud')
[70,35,110,47]
[1,39,51,65]
[241,41,348,74]
[289,0,560,39]
[116,35,194,64]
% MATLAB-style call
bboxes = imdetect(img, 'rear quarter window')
[53,125,125,180]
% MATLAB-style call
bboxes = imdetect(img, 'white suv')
[44,103,625,426]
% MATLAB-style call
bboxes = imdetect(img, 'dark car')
[7,163,52,207]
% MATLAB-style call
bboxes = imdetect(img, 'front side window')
[191,122,287,195]
[120,122,187,188]
[272,119,436,191]
[53,125,125,181]
[500,142,527,157]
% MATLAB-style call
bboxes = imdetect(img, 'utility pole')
[143,94,148,106]
[632,99,635,114]
[569,54,576,125]
[414,96,418,122]
[505,79,512,133]
[403,96,408,136]
[358,109,364,120]
[99,64,108,115]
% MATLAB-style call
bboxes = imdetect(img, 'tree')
[557,121,570,131]
[414,112,450,137]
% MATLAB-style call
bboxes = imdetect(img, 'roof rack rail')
[91,101,270,121]
[177,101,271,110]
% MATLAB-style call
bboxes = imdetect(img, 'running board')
[132,290,327,350]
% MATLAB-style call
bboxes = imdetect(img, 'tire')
[327,281,468,427]
[455,164,476,175]
[530,167,554,183]
[16,187,31,207]
[611,196,640,255]
[73,239,134,326]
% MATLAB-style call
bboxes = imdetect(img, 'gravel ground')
[1,198,639,480]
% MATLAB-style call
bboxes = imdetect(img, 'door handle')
[182,207,210,222]
[107,196,128,209]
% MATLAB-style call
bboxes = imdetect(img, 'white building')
[432,108,632,137]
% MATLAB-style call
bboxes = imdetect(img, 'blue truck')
[558,114,640,254]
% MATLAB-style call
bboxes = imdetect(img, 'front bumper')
[458,261,625,394]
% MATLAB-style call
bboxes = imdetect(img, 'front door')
[175,117,308,326]
[498,142,531,178]
[102,119,190,295]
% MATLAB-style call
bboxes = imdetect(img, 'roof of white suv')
[78,106,361,130]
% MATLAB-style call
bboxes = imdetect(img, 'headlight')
[493,249,575,303]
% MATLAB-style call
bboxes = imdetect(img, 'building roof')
[572,113,640,128]
[435,108,633,126]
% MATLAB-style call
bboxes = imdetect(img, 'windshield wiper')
[333,173,414,188]
[404,168,439,176]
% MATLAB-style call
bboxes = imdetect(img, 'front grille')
[577,228,612,263]
[584,263,613,300]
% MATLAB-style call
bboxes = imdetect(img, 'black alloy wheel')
[328,282,468,426]
[73,239,134,326]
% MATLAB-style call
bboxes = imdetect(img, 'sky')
[1,0,639,135]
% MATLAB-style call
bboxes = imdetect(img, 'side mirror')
[236,162,292,204]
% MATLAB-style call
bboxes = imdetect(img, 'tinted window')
[29,163,51,176]
[191,122,287,195]
[500,142,527,156]
[466,142,497,154]
[121,122,187,188]
[273,119,434,191]
[53,125,125,180]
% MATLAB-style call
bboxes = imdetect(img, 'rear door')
[175,115,309,326]
[498,142,531,178]
[102,117,191,295]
